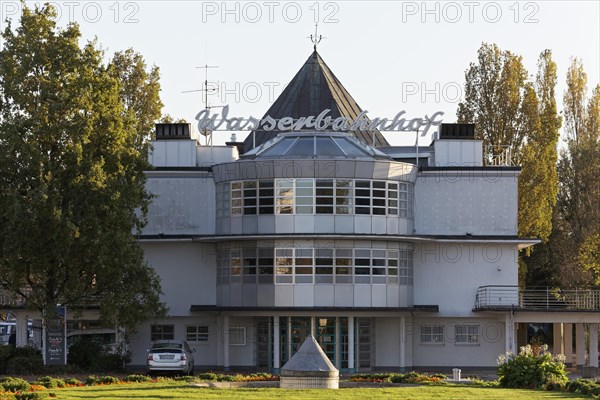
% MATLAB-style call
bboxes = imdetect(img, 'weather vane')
[309,23,324,50]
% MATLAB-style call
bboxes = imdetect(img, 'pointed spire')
[243,51,389,152]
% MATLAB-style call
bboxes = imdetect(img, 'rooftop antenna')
[308,23,324,51]
[182,64,222,146]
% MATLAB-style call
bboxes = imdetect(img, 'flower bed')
[349,372,445,384]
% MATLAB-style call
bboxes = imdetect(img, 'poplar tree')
[555,59,600,286]
[457,45,560,244]
[0,5,165,330]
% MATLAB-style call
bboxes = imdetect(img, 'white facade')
[127,128,539,372]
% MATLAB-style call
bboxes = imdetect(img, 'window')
[151,325,174,341]
[218,245,414,286]
[276,179,294,214]
[295,248,314,283]
[315,248,334,283]
[399,183,414,218]
[295,179,314,214]
[229,179,413,218]
[421,326,444,344]
[455,325,479,344]
[229,327,246,346]
[186,325,209,342]
[259,181,274,214]
[258,247,274,284]
[231,182,242,215]
[315,179,333,214]
[354,180,371,214]
[335,180,352,214]
[398,249,414,285]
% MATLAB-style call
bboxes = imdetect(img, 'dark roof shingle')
[243,51,389,153]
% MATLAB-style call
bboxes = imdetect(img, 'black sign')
[45,307,66,365]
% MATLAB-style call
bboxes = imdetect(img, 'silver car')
[146,340,195,375]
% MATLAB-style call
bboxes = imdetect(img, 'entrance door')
[356,317,372,370]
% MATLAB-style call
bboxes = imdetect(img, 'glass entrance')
[255,316,369,371]
[256,318,271,368]
[290,317,311,357]
[315,317,336,364]
[356,317,372,370]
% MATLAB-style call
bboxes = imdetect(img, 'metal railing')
[484,145,513,166]
[474,285,600,311]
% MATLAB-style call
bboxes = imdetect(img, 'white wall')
[374,318,400,367]
[150,141,197,167]
[196,146,239,166]
[413,243,518,316]
[411,317,505,367]
[433,140,483,167]
[226,317,257,368]
[142,242,216,316]
[129,316,219,367]
[143,172,216,235]
[415,171,519,235]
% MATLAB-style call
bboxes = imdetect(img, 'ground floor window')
[229,327,246,346]
[455,325,479,344]
[421,325,444,344]
[186,325,208,342]
[151,325,174,341]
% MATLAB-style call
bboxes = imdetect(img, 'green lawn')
[52,382,588,400]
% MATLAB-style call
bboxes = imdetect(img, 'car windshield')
[151,342,182,350]
[151,348,182,353]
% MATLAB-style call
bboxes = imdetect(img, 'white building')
[5,50,600,372]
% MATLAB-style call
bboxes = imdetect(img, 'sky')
[1,0,599,145]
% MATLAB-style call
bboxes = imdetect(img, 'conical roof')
[243,51,389,153]
[281,335,338,373]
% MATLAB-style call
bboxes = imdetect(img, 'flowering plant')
[497,344,568,389]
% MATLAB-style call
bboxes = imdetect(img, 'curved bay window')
[217,244,414,285]
[228,178,413,218]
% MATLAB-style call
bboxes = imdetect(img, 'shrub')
[0,345,14,374]
[124,374,152,383]
[10,347,42,360]
[5,357,44,375]
[32,377,65,390]
[63,378,81,386]
[567,379,600,396]
[0,378,30,392]
[97,376,120,385]
[0,347,44,375]
[68,338,129,372]
[497,344,568,389]
[216,375,236,382]
[0,393,16,400]
[542,374,567,392]
[196,373,218,381]
[84,376,98,386]
[350,373,391,382]
[13,393,48,400]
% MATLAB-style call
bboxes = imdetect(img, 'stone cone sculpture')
[280,334,339,389]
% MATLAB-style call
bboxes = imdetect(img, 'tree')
[457,44,529,163]
[457,45,560,244]
[0,4,165,330]
[552,58,600,287]
[108,49,163,140]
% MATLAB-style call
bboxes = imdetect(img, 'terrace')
[474,285,600,311]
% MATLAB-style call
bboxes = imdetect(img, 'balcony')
[484,145,513,166]
[474,285,600,311]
